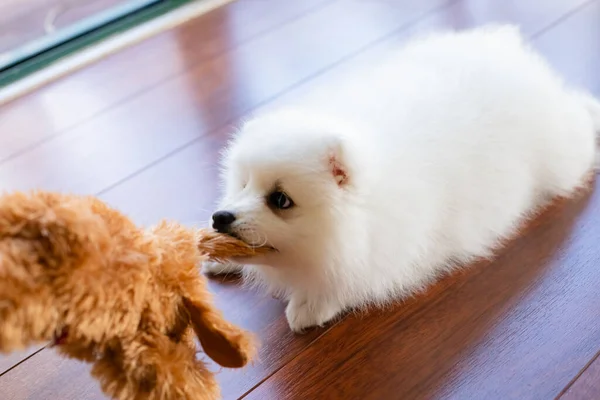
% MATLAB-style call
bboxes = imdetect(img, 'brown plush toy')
[0,190,270,400]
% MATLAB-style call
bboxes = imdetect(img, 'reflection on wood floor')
[1,0,600,399]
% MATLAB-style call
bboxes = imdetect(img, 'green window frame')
[0,0,196,88]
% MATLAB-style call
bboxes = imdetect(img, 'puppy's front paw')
[202,260,243,276]
[285,296,341,334]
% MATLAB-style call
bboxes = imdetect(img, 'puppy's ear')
[183,297,257,368]
[327,140,349,187]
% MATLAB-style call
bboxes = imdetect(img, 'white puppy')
[204,25,600,333]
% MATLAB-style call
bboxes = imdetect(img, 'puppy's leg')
[285,292,344,333]
[202,260,243,276]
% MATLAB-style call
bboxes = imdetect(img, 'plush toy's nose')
[212,210,236,233]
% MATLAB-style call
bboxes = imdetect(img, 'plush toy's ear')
[328,140,349,186]
[183,297,256,368]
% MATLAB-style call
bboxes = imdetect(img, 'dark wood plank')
[0,348,40,376]
[2,350,105,400]
[561,353,600,400]
[0,0,333,162]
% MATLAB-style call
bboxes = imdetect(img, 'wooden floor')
[1,0,600,399]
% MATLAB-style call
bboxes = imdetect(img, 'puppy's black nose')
[212,210,236,233]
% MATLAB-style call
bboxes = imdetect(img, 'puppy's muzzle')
[212,210,236,233]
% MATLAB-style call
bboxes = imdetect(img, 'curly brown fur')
[197,230,273,263]
[0,191,266,400]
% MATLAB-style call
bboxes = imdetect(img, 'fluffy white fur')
[204,25,600,333]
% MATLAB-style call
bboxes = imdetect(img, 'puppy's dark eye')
[268,191,294,210]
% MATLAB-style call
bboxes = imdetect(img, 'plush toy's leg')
[92,333,220,400]
[183,296,257,369]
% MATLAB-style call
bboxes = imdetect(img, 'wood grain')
[0,348,40,376]
[1,0,600,399]
[561,353,600,400]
